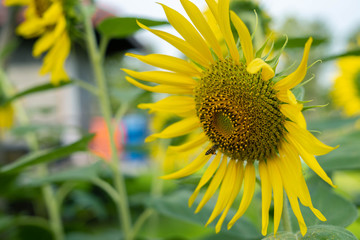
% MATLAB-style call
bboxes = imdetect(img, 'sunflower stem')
[82,5,132,239]
[281,194,293,233]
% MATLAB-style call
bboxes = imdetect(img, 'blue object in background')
[122,113,148,162]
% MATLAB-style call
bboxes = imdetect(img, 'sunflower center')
[195,59,286,162]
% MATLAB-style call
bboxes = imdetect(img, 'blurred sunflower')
[332,56,360,116]
[124,0,336,236]
[5,0,71,85]
[0,104,14,129]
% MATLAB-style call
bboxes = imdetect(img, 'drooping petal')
[286,134,336,188]
[195,155,227,213]
[169,132,208,152]
[206,159,236,226]
[126,77,194,95]
[266,158,283,234]
[189,153,222,207]
[230,11,254,64]
[228,163,255,229]
[122,69,197,87]
[274,38,313,90]
[145,116,200,142]
[205,0,219,21]
[217,0,239,62]
[125,53,200,77]
[160,3,214,64]
[215,160,243,233]
[33,16,66,57]
[276,157,307,236]
[259,161,272,236]
[247,58,275,81]
[180,0,223,59]
[285,121,337,156]
[161,147,211,180]
[138,96,196,116]
[280,144,326,221]
[137,21,210,67]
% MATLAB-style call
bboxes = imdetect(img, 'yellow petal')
[4,0,30,6]
[259,161,272,236]
[138,96,196,116]
[189,153,222,207]
[217,0,239,61]
[122,69,197,87]
[161,147,211,180]
[33,16,66,57]
[42,2,62,25]
[16,17,45,37]
[247,58,275,81]
[215,160,243,233]
[274,38,312,90]
[126,77,194,95]
[286,121,337,156]
[180,0,223,59]
[0,104,14,128]
[280,103,306,129]
[266,159,283,234]
[286,134,336,188]
[195,155,227,213]
[125,53,200,77]
[205,0,219,21]
[230,11,254,64]
[137,21,210,67]
[160,3,214,64]
[228,163,255,229]
[206,159,236,226]
[145,116,200,142]
[169,132,208,152]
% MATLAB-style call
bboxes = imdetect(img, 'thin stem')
[73,79,99,95]
[82,5,132,239]
[99,36,110,62]
[281,194,293,233]
[91,177,120,204]
[131,209,154,239]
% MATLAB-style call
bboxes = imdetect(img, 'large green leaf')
[289,175,358,231]
[274,36,327,50]
[263,225,357,240]
[1,134,94,173]
[0,81,73,106]
[317,130,360,171]
[97,17,168,39]
[148,189,262,240]
[24,161,102,186]
[321,48,360,62]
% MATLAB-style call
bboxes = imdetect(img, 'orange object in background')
[89,117,125,162]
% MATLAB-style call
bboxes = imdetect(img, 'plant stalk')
[281,194,293,233]
[82,6,132,239]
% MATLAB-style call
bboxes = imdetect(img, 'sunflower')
[124,0,336,236]
[5,0,71,85]
[0,104,14,129]
[332,56,360,116]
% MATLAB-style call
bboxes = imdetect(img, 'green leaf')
[1,134,94,173]
[0,81,73,106]
[97,17,168,39]
[263,225,357,240]
[321,48,360,62]
[24,161,102,186]
[317,130,360,171]
[289,175,358,230]
[274,36,327,50]
[148,189,262,239]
